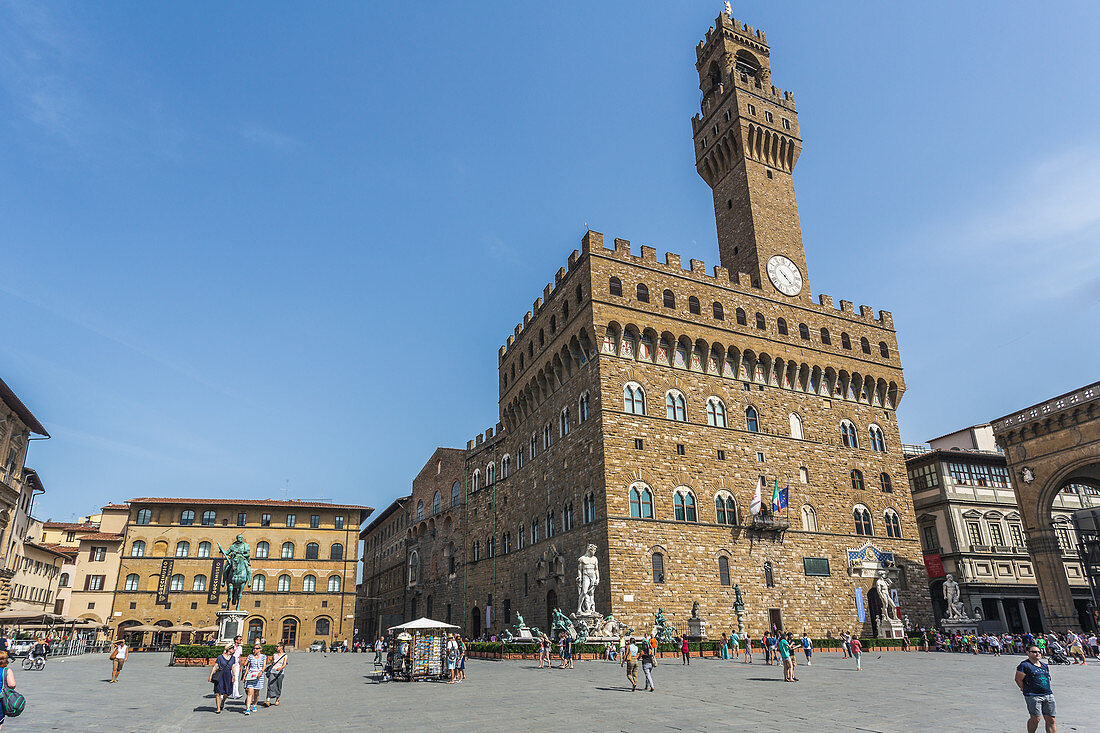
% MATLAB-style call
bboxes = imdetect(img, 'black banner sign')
[156,558,174,605]
[208,558,224,605]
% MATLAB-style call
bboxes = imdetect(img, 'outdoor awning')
[388,617,461,632]
[195,626,218,633]
[0,611,68,624]
[120,624,164,633]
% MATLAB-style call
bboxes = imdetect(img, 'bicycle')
[20,655,45,671]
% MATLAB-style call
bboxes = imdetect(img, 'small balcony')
[747,513,790,533]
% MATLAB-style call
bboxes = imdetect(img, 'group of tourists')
[445,634,467,682]
[207,635,288,715]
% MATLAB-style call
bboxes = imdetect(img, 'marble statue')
[576,544,600,616]
[874,570,898,620]
[217,534,251,611]
[942,574,968,619]
[690,601,700,620]
[591,614,630,638]
[724,1,732,17]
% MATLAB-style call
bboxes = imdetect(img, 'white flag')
[749,478,762,516]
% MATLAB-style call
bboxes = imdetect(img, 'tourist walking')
[230,635,243,699]
[743,633,753,663]
[559,633,574,669]
[624,637,639,692]
[456,637,467,682]
[0,650,17,730]
[778,633,795,682]
[1016,644,1056,733]
[446,635,459,683]
[208,645,235,714]
[680,635,690,665]
[241,643,266,715]
[719,632,729,660]
[374,637,384,665]
[800,633,813,666]
[108,638,128,683]
[921,630,929,653]
[264,642,288,706]
[639,637,655,692]
[850,636,863,671]
[618,634,626,667]
[537,633,551,669]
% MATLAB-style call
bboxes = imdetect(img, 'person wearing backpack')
[0,649,21,727]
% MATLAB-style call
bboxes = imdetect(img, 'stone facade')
[405,448,466,627]
[438,12,933,640]
[358,496,410,641]
[113,498,370,648]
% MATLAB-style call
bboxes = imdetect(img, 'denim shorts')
[1025,694,1056,717]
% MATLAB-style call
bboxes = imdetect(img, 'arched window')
[179,510,195,526]
[330,543,344,560]
[247,618,264,644]
[416,500,424,520]
[706,397,727,427]
[789,413,804,439]
[175,541,190,557]
[879,341,890,358]
[665,391,686,421]
[745,406,759,433]
[715,492,737,525]
[306,543,319,560]
[531,519,540,543]
[256,541,269,559]
[563,502,575,531]
[798,323,810,340]
[583,492,596,523]
[663,289,675,308]
[578,392,591,422]
[869,425,886,452]
[674,489,697,522]
[329,575,342,593]
[718,556,731,586]
[636,283,649,302]
[688,296,700,315]
[433,491,442,514]
[252,574,266,592]
[764,561,775,587]
[124,573,140,591]
[135,508,152,525]
[735,308,747,326]
[713,301,724,320]
[131,540,146,557]
[755,313,766,330]
[59,572,70,588]
[820,328,831,345]
[880,473,893,493]
[624,383,645,414]
[560,407,571,436]
[201,510,216,526]
[451,481,461,507]
[169,574,184,592]
[487,462,496,485]
[315,617,331,636]
[281,541,295,559]
[799,466,809,484]
[652,553,665,583]
[546,510,555,538]
[629,484,654,518]
[501,456,511,478]
[801,505,818,532]
[303,575,316,592]
[472,470,481,492]
[777,318,788,336]
[543,421,553,449]
[860,337,871,354]
[408,552,419,585]
[840,420,859,448]
[197,541,211,558]
[609,277,622,297]
[851,469,865,491]
[884,509,902,538]
[841,332,852,350]
[193,574,207,592]
[277,574,291,592]
[854,505,873,536]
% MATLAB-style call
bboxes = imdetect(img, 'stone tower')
[692,11,809,302]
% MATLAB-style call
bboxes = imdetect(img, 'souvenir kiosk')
[385,618,460,682]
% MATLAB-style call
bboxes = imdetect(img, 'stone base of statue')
[514,626,535,643]
[941,617,980,637]
[688,617,708,640]
[878,615,904,639]
[217,610,248,644]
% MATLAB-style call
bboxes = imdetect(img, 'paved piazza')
[17,651,1100,731]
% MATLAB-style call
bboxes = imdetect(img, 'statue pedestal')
[688,617,708,640]
[217,610,248,644]
[878,616,904,639]
[941,618,980,636]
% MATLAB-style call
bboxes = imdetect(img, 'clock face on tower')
[766,255,803,296]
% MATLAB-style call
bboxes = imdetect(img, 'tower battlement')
[698,13,768,55]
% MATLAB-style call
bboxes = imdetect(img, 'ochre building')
[113,498,370,648]
[444,11,933,639]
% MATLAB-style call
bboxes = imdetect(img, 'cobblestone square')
[14,650,1100,732]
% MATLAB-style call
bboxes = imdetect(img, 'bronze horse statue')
[218,535,252,611]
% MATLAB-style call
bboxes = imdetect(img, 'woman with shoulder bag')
[0,650,21,728]
[241,643,266,715]
[264,643,288,707]
[208,645,235,714]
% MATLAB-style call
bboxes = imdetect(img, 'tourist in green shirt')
[778,632,797,682]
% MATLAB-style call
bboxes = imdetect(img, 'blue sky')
[3,1,1098,523]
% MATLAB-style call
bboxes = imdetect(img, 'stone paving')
[12,650,1100,732]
